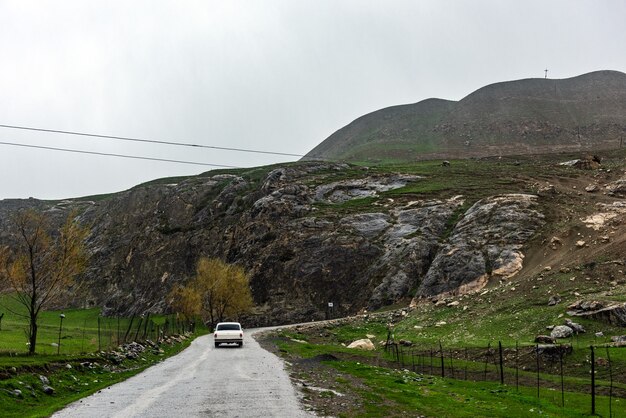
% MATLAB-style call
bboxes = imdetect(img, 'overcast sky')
[1,0,625,199]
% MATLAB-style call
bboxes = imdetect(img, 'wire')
[0,123,307,158]
[0,141,239,168]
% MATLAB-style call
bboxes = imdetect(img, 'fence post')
[515,341,519,391]
[97,316,101,352]
[439,340,445,378]
[560,349,565,408]
[484,343,490,381]
[606,346,613,418]
[134,317,143,342]
[590,345,595,415]
[464,348,468,380]
[449,350,455,379]
[430,347,434,375]
[536,344,540,400]
[124,315,135,343]
[498,341,504,385]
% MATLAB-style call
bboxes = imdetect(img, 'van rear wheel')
[214,342,220,348]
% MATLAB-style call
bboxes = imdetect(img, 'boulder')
[567,301,626,326]
[536,344,573,358]
[534,335,556,344]
[564,319,585,334]
[548,295,561,306]
[550,325,574,339]
[42,385,55,395]
[611,335,626,343]
[347,338,375,351]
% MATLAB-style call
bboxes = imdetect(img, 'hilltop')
[304,70,626,163]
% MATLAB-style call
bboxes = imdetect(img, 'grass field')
[0,294,202,417]
[0,295,186,356]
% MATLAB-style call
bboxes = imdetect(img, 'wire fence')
[0,313,195,355]
[383,341,626,416]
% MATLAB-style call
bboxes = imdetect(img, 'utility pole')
[544,68,548,79]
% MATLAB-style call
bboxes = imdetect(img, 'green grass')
[0,295,189,356]
[0,334,195,418]
[275,336,621,417]
[0,294,204,417]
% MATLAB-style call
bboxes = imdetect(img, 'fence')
[93,315,195,352]
[0,312,195,355]
[384,340,626,416]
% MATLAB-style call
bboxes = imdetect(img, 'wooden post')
[439,340,445,378]
[591,346,595,415]
[499,341,504,385]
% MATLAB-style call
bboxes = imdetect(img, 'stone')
[11,389,23,398]
[447,301,460,307]
[534,335,556,344]
[399,339,413,347]
[347,339,375,351]
[550,325,574,339]
[611,335,626,343]
[42,385,55,395]
[576,240,586,248]
[435,321,447,327]
[548,295,561,306]
[564,319,585,334]
[39,375,49,386]
[585,184,599,193]
[595,332,604,337]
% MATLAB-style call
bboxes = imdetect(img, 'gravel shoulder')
[52,329,313,418]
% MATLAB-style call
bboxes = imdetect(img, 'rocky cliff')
[0,160,564,325]
[3,155,625,326]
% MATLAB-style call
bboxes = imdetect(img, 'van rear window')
[216,324,241,331]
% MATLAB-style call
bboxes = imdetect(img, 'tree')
[170,257,254,328]
[0,209,89,354]
[167,284,201,322]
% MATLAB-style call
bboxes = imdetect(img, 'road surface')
[52,329,312,418]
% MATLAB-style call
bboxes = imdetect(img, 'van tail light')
[240,333,243,338]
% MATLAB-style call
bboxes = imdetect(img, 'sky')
[1,0,625,200]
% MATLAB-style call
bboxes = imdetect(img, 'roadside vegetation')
[0,293,204,417]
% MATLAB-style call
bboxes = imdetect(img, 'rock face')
[416,194,544,297]
[0,163,543,325]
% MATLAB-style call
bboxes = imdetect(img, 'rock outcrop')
[0,163,544,325]
[416,194,544,297]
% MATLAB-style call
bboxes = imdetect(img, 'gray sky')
[1,0,625,200]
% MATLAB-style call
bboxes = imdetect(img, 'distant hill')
[304,70,626,163]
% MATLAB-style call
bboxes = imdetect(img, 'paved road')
[53,329,312,418]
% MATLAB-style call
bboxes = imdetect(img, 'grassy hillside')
[305,70,626,163]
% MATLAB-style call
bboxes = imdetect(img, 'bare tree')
[0,209,88,354]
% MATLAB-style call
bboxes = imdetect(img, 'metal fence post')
[591,345,595,415]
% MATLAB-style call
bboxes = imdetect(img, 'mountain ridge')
[305,70,626,163]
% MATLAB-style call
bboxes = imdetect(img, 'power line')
[0,141,239,168]
[0,123,307,158]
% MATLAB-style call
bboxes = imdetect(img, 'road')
[52,329,312,418]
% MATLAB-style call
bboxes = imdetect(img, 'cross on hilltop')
[544,68,548,79]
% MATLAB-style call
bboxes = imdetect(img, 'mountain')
[2,151,625,326]
[304,70,626,163]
